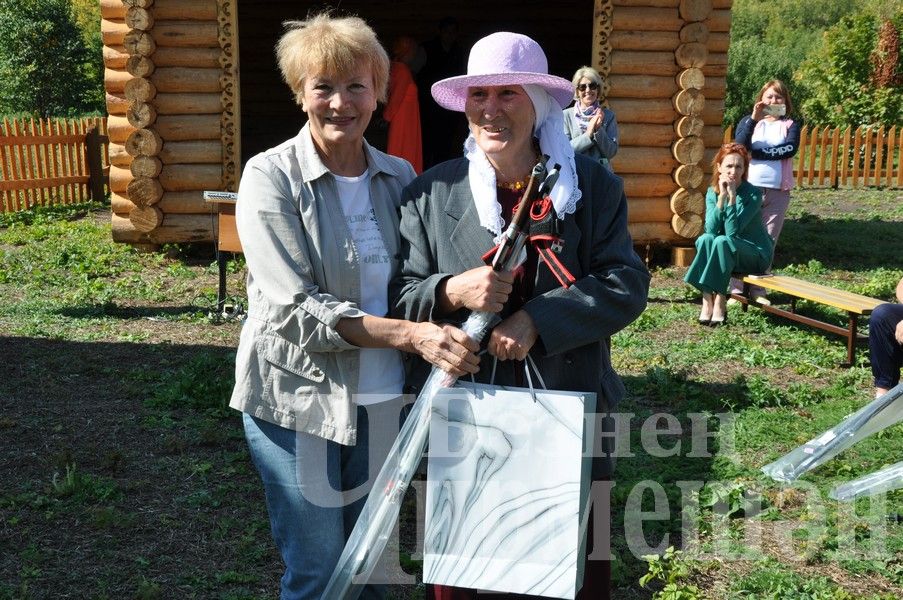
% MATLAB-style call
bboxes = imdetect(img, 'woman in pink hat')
[390,31,650,600]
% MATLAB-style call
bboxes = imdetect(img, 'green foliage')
[730,558,861,598]
[797,12,903,127]
[0,0,104,117]
[146,351,236,417]
[639,547,702,599]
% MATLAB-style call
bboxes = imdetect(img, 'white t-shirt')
[747,120,786,189]
[334,171,404,405]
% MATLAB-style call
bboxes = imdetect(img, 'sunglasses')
[576,82,599,92]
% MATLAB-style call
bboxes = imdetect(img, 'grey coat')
[230,124,416,445]
[390,155,649,474]
[563,105,619,170]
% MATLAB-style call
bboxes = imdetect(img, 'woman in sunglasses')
[563,65,619,171]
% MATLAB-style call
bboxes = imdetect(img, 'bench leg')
[843,313,858,368]
[217,251,228,314]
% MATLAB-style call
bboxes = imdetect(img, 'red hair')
[711,143,751,189]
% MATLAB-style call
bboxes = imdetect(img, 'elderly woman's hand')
[409,322,481,376]
[439,266,515,313]
[488,310,538,362]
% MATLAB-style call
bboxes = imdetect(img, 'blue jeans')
[243,401,403,600]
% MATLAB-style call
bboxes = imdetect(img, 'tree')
[0,0,104,117]
[797,12,903,127]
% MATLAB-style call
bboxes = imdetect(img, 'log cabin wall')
[101,0,731,248]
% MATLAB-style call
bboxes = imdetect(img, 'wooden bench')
[203,191,242,314]
[730,274,887,367]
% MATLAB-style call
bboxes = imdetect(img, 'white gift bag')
[423,364,596,599]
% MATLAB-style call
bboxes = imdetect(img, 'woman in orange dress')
[384,36,423,173]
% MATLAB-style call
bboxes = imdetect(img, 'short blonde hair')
[571,65,602,99]
[276,13,390,105]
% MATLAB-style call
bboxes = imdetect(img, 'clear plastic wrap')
[761,384,903,483]
[829,461,903,501]
[320,311,499,599]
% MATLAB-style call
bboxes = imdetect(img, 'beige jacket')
[229,124,416,445]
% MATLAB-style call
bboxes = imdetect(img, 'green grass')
[1,194,902,598]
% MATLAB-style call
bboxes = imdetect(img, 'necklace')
[496,177,529,192]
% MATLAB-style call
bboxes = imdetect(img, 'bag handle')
[467,354,547,401]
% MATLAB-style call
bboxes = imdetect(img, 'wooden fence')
[0,116,110,212]
[723,124,902,189]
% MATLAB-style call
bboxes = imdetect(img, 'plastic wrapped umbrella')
[829,460,903,501]
[761,383,903,483]
[321,160,558,600]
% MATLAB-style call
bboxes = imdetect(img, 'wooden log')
[705,77,727,98]
[109,165,133,194]
[159,140,222,164]
[104,68,130,94]
[700,101,725,126]
[607,98,676,125]
[711,0,732,8]
[155,115,221,141]
[153,21,219,48]
[107,115,136,144]
[708,32,730,53]
[100,0,127,19]
[612,0,679,6]
[123,30,156,57]
[679,0,713,22]
[701,61,728,78]
[609,30,680,52]
[610,75,677,99]
[702,125,724,147]
[126,55,155,78]
[112,191,216,214]
[130,155,163,178]
[671,246,696,267]
[673,88,705,116]
[124,77,156,103]
[622,173,676,198]
[610,147,677,174]
[612,7,683,32]
[154,92,224,115]
[106,92,129,116]
[680,22,709,44]
[628,222,684,244]
[126,7,154,31]
[127,102,157,129]
[610,52,678,77]
[619,124,675,147]
[677,68,704,90]
[109,143,131,168]
[103,45,128,69]
[127,176,164,206]
[675,43,708,68]
[130,205,164,232]
[672,212,703,238]
[152,47,222,69]
[675,115,704,137]
[112,213,215,244]
[670,188,705,215]
[151,67,223,93]
[122,0,155,8]
[626,197,673,222]
[160,164,222,191]
[125,128,164,156]
[704,9,731,33]
[674,164,705,189]
[152,0,219,21]
[672,136,705,164]
[101,19,129,46]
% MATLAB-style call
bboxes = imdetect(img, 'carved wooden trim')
[593,0,614,105]
[217,0,240,192]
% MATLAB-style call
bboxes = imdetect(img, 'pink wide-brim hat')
[431,32,574,112]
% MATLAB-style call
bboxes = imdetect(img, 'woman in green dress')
[684,142,773,325]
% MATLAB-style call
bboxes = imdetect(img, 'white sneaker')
[726,298,741,307]
[754,296,771,306]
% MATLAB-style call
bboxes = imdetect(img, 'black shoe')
[698,317,711,325]
[708,316,727,327]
